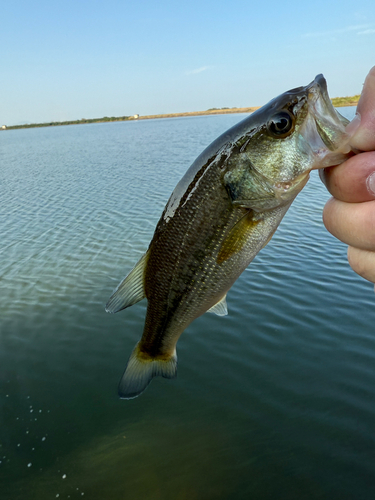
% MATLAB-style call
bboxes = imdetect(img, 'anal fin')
[105,251,149,313]
[207,294,228,316]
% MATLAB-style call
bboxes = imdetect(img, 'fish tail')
[118,343,177,399]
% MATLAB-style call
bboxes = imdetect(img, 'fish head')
[223,74,355,211]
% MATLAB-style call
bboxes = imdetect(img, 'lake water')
[1,107,375,500]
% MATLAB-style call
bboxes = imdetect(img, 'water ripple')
[1,109,375,499]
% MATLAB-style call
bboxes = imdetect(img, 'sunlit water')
[1,107,375,500]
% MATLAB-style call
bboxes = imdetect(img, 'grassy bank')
[5,115,131,130]
[137,106,260,121]
[3,95,360,131]
[331,95,361,107]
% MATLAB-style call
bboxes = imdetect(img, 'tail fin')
[118,343,177,399]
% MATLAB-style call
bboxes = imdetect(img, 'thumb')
[347,66,375,152]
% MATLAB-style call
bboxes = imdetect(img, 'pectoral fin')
[105,251,149,313]
[207,294,228,316]
[217,210,261,264]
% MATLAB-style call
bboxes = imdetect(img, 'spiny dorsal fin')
[105,251,149,313]
[207,294,228,316]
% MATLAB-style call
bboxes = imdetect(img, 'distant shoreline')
[2,96,360,131]
[137,106,260,121]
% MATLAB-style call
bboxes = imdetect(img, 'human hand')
[321,66,375,284]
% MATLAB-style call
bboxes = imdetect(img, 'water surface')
[1,107,375,499]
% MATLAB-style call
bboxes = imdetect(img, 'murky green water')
[1,108,375,500]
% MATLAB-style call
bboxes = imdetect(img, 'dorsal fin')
[207,294,228,316]
[105,251,149,313]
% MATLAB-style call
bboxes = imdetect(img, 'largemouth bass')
[106,75,354,399]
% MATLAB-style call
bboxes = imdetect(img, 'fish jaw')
[299,74,356,170]
[272,171,310,206]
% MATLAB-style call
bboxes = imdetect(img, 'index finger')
[320,151,375,203]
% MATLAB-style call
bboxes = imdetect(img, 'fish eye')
[267,111,295,138]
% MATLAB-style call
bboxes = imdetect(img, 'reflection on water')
[1,107,375,499]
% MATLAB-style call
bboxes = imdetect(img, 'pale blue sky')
[2,0,375,125]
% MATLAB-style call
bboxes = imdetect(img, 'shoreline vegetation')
[2,95,360,131]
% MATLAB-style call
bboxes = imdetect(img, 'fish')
[106,74,354,399]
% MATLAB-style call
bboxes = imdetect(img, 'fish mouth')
[300,74,355,169]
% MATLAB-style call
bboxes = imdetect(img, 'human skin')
[321,66,375,284]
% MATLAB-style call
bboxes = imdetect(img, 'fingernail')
[366,172,375,197]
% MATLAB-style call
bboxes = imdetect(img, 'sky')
[2,0,375,126]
